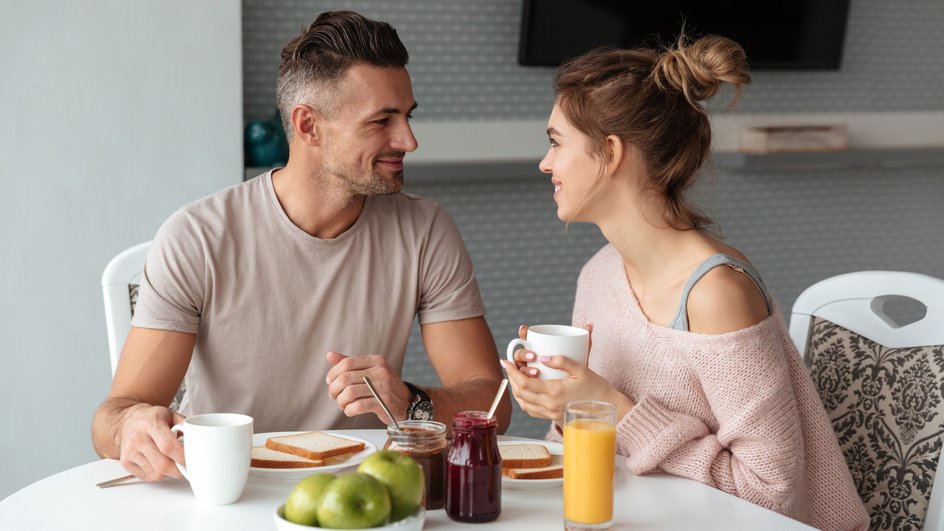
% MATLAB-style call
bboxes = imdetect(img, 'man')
[92,11,511,482]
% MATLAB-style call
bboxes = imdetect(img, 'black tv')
[519,0,851,70]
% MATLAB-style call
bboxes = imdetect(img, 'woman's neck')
[595,194,715,306]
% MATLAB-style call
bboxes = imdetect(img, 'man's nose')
[392,123,418,152]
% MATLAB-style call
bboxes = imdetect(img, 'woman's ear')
[290,104,320,146]
[603,134,625,178]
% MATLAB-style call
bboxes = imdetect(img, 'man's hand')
[116,403,186,481]
[325,351,412,423]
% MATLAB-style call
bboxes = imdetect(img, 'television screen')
[519,0,850,70]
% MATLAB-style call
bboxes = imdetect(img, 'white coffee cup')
[170,413,253,505]
[506,324,590,380]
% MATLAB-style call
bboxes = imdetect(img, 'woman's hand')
[508,324,594,377]
[502,323,633,425]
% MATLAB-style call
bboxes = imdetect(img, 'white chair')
[101,241,151,377]
[790,271,944,531]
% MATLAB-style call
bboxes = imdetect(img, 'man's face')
[318,64,418,196]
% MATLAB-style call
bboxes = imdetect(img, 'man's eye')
[373,118,390,125]
[406,113,414,121]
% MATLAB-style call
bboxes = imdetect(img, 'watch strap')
[404,381,433,420]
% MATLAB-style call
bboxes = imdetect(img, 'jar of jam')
[384,420,448,510]
[445,411,502,522]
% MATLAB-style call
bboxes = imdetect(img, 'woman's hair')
[276,11,409,140]
[554,35,750,233]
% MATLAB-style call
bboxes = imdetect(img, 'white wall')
[0,0,243,499]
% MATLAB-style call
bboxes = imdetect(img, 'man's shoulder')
[157,176,264,240]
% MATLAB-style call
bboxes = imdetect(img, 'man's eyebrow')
[373,102,419,116]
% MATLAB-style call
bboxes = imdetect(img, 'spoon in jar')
[363,376,402,431]
[486,379,509,420]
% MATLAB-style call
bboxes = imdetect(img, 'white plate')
[250,431,377,479]
[499,440,563,490]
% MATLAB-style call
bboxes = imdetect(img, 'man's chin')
[375,170,404,194]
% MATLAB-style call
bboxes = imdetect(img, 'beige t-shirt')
[132,171,485,432]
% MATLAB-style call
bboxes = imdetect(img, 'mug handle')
[506,338,531,363]
[170,424,189,481]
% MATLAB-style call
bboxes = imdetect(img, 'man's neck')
[271,164,366,239]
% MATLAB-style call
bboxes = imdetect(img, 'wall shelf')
[244,161,545,183]
[245,147,944,182]
[714,147,944,172]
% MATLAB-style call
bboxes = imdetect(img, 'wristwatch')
[404,381,434,421]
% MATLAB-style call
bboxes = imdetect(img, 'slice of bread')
[251,446,324,468]
[505,464,564,480]
[499,443,552,469]
[265,431,366,460]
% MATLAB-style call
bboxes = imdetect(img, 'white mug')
[506,324,590,380]
[170,413,253,505]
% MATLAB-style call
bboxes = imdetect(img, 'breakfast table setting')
[0,426,814,530]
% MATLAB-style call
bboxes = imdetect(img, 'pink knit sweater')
[551,245,869,531]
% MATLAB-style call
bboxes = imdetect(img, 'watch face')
[412,401,434,420]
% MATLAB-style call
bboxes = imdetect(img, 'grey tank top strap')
[668,253,773,331]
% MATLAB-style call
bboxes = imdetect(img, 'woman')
[502,36,869,530]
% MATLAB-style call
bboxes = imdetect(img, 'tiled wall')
[242,0,944,438]
[243,0,943,122]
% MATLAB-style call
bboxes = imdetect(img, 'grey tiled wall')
[243,0,944,438]
[243,0,944,123]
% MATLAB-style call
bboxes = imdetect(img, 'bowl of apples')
[274,450,426,531]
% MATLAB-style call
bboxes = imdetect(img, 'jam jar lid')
[452,410,497,430]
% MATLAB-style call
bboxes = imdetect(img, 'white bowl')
[274,504,426,531]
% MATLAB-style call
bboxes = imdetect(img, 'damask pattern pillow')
[129,283,186,412]
[807,316,944,531]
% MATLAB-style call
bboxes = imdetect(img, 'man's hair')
[276,11,409,140]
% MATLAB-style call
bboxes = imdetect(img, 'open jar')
[445,411,502,523]
[384,420,448,510]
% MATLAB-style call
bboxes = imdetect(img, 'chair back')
[790,271,944,531]
[101,241,151,377]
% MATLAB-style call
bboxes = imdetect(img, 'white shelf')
[714,147,944,171]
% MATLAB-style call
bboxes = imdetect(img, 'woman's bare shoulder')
[685,262,770,335]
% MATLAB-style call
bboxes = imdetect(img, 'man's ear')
[290,104,321,146]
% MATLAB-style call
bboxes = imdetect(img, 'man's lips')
[376,158,404,171]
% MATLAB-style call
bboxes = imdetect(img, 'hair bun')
[653,35,751,107]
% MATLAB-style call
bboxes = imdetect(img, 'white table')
[0,430,813,530]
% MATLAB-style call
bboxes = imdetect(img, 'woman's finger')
[518,324,529,340]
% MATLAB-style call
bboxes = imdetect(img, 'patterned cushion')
[808,316,944,530]
[129,283,186,412]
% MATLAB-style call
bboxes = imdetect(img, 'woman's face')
[538,103,603,222]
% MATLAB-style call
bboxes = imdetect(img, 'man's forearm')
[92,398,141,459]
[428,377,512,434]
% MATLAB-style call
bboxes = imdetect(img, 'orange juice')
[564,418,616,525]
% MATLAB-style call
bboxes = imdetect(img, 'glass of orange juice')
[563,400,616,530]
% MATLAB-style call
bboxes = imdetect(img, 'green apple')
[284,473,335,526]
[357,450,424,522]
[317,473,391,529]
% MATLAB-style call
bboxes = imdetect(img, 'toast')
[504,464,564,480]
[264,431,366,460]
[251,446,325,468]
[499,443,553,469]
